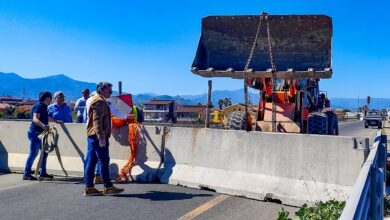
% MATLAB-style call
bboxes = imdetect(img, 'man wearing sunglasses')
[84,82,123,196]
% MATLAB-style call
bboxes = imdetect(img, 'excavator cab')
[191,14,338,135]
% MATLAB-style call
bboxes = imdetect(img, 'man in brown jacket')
[84,82,124,196]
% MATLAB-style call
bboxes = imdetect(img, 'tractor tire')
[325,111,339,135]
[227,111,247,130]
[307,112,328,135]
[365,125,369,128]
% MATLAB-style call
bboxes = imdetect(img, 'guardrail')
[340,130,387,220]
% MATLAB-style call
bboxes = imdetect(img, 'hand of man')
[44,125,50,131]
[99,138,106,148]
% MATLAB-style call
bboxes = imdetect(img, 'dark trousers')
[84,135,112,188]
[76,115,84,123]
[24,130,48,176]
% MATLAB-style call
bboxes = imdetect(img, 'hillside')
[0,72,96,101]
[1,72,389,110]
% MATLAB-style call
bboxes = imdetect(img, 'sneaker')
[39,174,54,180]
[23,175,37,181]
[103,186,124,195]
[84,187,103,196]
[93,175,103,184]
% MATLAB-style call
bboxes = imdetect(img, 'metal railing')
[340,130,387,220]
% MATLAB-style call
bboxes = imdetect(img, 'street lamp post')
[358,96,359,111]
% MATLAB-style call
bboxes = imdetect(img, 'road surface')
[338,120,379,143]
[0,173,297,220]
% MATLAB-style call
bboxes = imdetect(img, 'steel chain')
[265,15,277,132]
[243,15,263,130]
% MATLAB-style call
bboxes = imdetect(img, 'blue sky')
[0,1,389,98]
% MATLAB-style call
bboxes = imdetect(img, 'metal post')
[358,96,360,111]
[118,81,122,95]
[205,80,212,128]
[370,167,384,219]
[382,133,387,199]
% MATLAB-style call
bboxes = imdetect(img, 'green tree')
[218,99,224,110]
[24,111,31,119]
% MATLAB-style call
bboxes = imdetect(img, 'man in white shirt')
[74,89,90,123]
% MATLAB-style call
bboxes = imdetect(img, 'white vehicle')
[345,111,358,120]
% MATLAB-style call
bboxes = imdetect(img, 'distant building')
[17,105,33,112]
[0,96,38,106]
[142,100,180,123]
[22,99,39,106]
[0,103,11,111]
[0,96,23,105]
[176,105,206,123]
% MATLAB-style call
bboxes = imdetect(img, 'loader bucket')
[191,15,333,79]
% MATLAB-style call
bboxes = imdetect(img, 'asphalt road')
[0,173,297,220]
[338,120,379,142]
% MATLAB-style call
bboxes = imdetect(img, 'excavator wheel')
[227,111,247,130]
[325,111,339,135]
[307,112,328,135]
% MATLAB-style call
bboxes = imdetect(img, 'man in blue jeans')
[84,82,123,196]
[23,91,53,181]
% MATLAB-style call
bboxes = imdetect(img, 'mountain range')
[1,72,389,110]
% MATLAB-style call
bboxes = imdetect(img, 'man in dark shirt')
[23,91,53,180]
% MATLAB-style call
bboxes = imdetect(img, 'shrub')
[278,200,345,220]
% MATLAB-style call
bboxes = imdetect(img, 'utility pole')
[205,80,212,128]
[358,95,359,111]
[118,81,122,95]
[22,88,26,100]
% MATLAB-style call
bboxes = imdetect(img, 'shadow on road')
[44,176,84,184]
[0,140,10,173]
[113,190,213,201]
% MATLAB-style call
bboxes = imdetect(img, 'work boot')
[93,175,103,184]
[84,187,103,196]
[23,175,37,181]
[39,174,54,180]
[103,186,124,195]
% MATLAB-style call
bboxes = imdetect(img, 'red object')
[265,78,272,96]
[289,81,296,96]
[118,94,133,108]
[325,99,330,108]
[112,117,128,128]
[302,108,310,121]
[111,94,135,127]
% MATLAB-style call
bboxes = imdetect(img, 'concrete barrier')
[0,121,368,206]
[159,127,368,206]
[0,121,164,181]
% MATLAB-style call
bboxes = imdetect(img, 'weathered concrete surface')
[0,121,368,206]
[0,121,164,181]
[162,127,367,206]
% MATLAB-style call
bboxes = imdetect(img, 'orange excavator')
[191,13,338,135]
